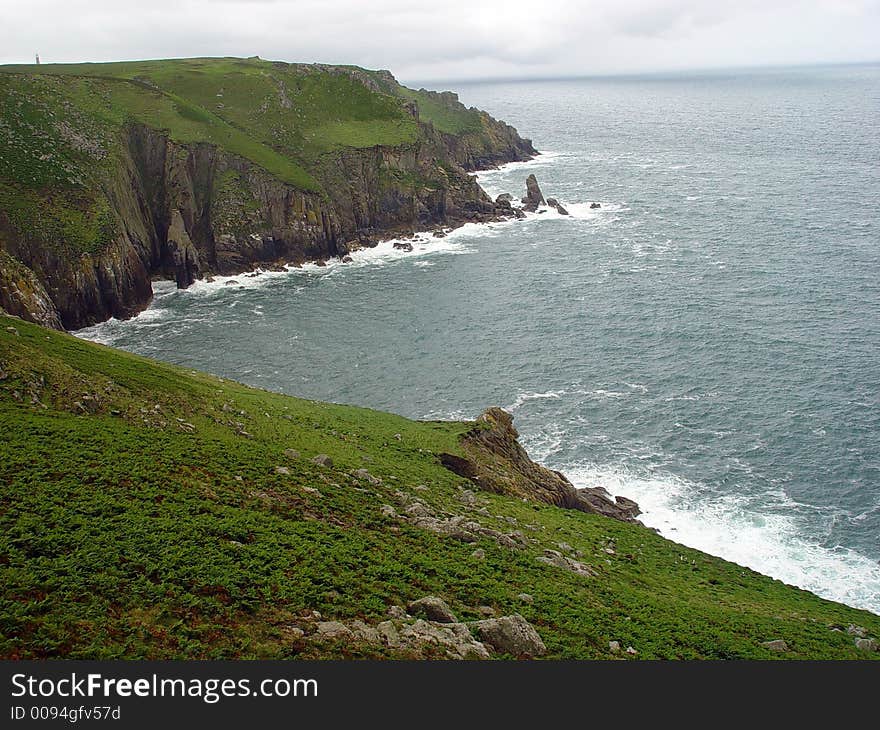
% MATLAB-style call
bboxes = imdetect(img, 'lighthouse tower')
[35,53,40,65]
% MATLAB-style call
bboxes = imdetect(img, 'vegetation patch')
[1,315,878,660]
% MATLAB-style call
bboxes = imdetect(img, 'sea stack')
[522,174,545,212]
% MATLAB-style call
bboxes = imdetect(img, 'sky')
[1,0,879,83]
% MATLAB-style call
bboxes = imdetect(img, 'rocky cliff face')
[441,408,642,524]
[0,66,536,330]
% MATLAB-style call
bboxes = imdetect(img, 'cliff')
[0,58,536,330]
[2,314,879,660]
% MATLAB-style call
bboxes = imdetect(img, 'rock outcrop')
[546,197,569,216]
[305,598,547,659]
[441,407,641,523]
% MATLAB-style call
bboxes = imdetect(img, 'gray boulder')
[315,621,353,640]
[471,614,547,657]
[312,454,333,468]
[407,596,458,624]
[855,638,878,652]
[761,639,789,652]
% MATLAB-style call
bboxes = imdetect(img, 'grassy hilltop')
[0,56,489,192]
[1,313,878,660]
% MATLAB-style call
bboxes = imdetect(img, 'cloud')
[2,0,878,82]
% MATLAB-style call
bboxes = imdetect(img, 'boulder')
[354,468,382,485]
[590,202,601,209]
[521,174,545,212]
[407,596,458,624]
[315,621,353,640]
[854,638,878,652]
[341,255,353,263]
[761,639,789,652]
[609,640,621,653]
[495,193,513,203]
[274,466,291,476]
[471,614,546,657]
[517,593,534,604]
[312,454,333,468]
[393,241,414,252]
[283,449,300,459]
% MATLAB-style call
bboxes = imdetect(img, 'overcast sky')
[2,0,879,83]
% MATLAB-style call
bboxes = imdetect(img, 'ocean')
[77,64,880,615]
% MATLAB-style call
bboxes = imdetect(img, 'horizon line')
[1,54,877,89]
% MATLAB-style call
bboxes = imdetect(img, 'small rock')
[407,596,458,624]
[761,639,789,652]
[5,326,19,336]
[379,504,397,518]
[517,593,534,604]
[286,627,305,641]
[477,606,496,617]
[609,640,621,653]
[414,484,429,492]
[284,448,300,459]
[393,241,414,252]
[471,548,486,560]
[341,255,353,263]
[312,454,333,468]
[354,468,381,485]
[234,475,244,482]
[846,625,868,637]
[855,638,878,652]
[590,202,601,209]
[274,466,290,475]
[393,433,402,441]
[625,646,638,655]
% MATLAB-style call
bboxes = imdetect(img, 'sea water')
[77,64,880,614]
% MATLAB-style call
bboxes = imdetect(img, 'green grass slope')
[1,313,878,659]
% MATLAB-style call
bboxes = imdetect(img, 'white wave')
[563,461,880,615]
[505,390,563,411]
